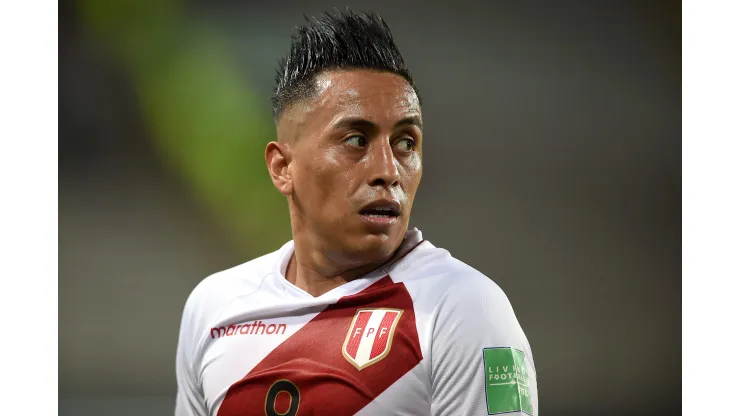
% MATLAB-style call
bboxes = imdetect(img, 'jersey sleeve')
[430,275,538,416]
[175,289,209,416]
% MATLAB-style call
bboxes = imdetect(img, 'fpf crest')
[342,308,404,370]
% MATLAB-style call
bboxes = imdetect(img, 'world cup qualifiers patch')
[482,347,533,415]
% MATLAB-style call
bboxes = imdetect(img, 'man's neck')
[284,248,389,297]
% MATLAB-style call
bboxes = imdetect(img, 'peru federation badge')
[342,308,404,370]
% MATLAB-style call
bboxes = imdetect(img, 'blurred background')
[59,0,680,415]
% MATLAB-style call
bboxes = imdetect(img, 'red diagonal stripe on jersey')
[217,276,423,416]
[369,311,399,360]
[346,310,373,359]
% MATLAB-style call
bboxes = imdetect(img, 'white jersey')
[175,228,538,416]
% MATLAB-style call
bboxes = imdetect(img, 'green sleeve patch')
[482,347,533,415]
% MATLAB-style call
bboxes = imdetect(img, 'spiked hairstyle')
[272,9,419,121]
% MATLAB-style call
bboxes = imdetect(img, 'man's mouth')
[359,200,401,219]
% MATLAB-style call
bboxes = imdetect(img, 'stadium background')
[59,0,680,414]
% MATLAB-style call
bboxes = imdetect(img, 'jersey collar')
[272,228,424,299]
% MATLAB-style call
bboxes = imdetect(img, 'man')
[176,9,538,416]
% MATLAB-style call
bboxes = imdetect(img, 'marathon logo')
[210,321,287,339]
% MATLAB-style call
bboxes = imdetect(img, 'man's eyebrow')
[394,115,423,131]
[332,117,378,132]
[331,115,423,132]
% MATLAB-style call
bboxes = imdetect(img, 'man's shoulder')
[399,242,529,352]
[183,245,285,314]
[393,242,510,304]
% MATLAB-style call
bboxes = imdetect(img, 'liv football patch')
[482,347,533,415]
[342,308,403,370]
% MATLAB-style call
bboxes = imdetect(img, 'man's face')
[277,70,423,265]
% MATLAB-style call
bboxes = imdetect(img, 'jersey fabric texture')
[175,228,538,416]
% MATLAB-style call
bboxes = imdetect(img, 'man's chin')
[350,230,405,262]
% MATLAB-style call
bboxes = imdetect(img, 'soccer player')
[175,9,538,416]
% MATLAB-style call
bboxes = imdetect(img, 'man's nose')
[368,140,400,187]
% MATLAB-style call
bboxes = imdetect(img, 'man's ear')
[265,141,293,196]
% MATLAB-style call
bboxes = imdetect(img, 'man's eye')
[394,138,416,152]
[344,135,367,148]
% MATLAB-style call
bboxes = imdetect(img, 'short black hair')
[272,9,419,121]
